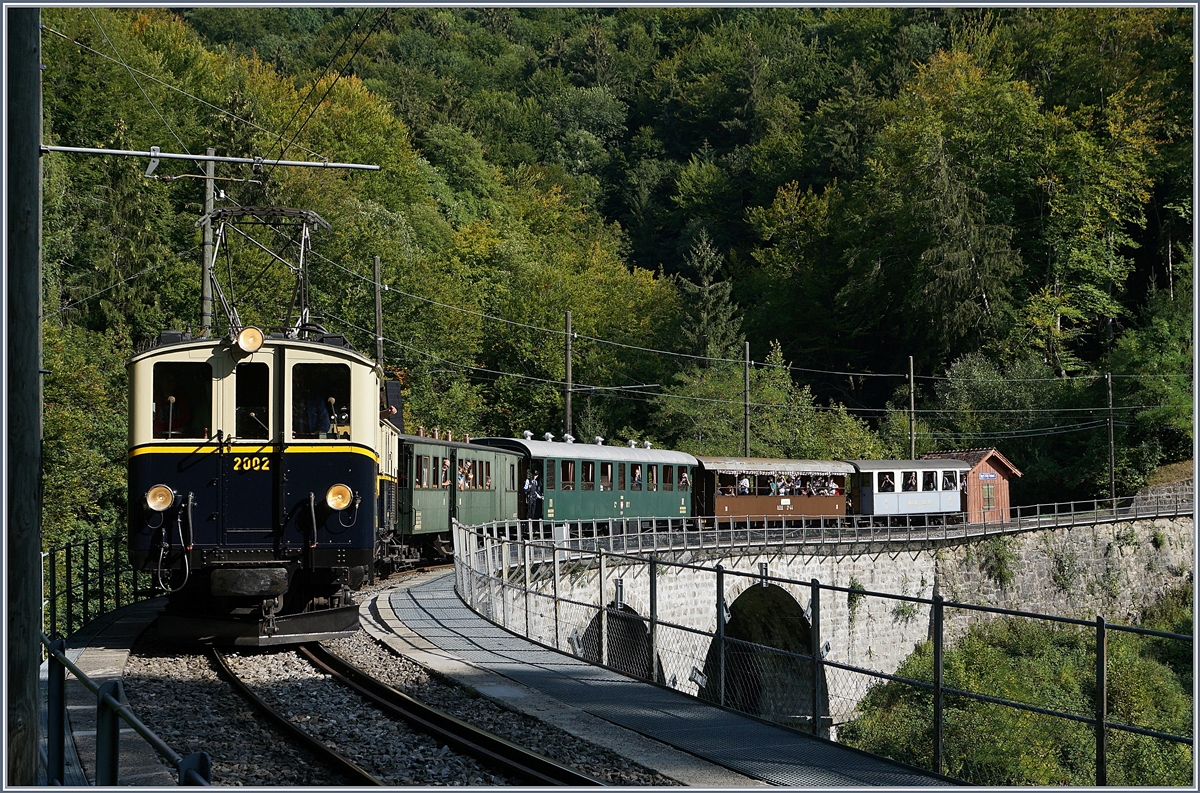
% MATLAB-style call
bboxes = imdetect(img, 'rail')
[452,516,1194,786]
[41,634,211,785]
[470,487,1193,554]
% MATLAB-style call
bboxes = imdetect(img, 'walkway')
[380,572,950,787]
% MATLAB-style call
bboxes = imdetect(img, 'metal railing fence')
[453,521,1193,786]
[41,634,211,785]
[42,533,159,639]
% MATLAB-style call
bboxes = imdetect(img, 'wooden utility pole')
[564,310,572,437]
[909,355,915,459]
[743,342,751,456]
[8,7,43,783]
[201,147,214,333]
[1107,373,1115,504]
[374,255,384,363]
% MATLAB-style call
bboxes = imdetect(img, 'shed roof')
[472,437,698,466]
[696,456,854,476]
[921,448,1023,477]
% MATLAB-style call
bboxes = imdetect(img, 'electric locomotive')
[128,325,402,644]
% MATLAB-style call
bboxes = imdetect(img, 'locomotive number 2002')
[233,456,271,472]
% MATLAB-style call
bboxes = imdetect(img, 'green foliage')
[980,537,1017,589]
[842,593,1194,785]
[847,576,866,623]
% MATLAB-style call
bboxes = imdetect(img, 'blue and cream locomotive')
[128,326,399,643]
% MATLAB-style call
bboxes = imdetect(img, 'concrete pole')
[565,310,572,437]
[7,8,43,784]
[201,148,214,334]
[743,341,750,457]
[374,255,384,364]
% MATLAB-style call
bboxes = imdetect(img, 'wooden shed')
[920,448,1023,523]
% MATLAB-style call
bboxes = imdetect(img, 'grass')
[1143,460,1194,488]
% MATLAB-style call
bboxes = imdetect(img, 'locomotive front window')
[941,471,958,490]
[582,461,595,491]
[235,362,270,439]
[922,471,937,491]
[600,462,613,491]
[560,460,575,491]
[153,362,212,439]
[292,363,351,439]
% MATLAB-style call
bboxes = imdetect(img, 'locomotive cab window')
[153,362,212,439]
[235,362,270,439]
[292,363,350,439]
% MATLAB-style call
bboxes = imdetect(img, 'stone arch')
[699,583,830,736]
[579,602,664,681]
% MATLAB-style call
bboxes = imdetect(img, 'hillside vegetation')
[39,8,1192,547]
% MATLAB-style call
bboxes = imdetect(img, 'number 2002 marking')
[233,456,270,472]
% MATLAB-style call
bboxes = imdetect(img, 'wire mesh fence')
[455,519,1194,785]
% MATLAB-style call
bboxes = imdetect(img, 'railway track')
[299,643,604,786]
[212,636,602,787]
[210,647,384,785]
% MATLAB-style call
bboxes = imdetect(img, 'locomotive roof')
[127,333,375,366]
[848,459,971,471]
[472,437,698,466]
[696,456,854,476]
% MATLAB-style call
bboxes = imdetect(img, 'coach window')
[582,461,596,491]
[546,460,556,490]
[509,463,516,491]
[618,463,626,491]
[292,363,350,439]
[600,462,613,491]
[877,472,895,492]
[235,362,270,439]
[902,471,918,492]
[153,362,212,439]
[419,456,431,488]
[941,471,958,490]
[631,464,643,491]
[922,471,937,492]
[648,465,658,492]
[678,466,690,491]
[663,465,674,491]
[560,460,575,491]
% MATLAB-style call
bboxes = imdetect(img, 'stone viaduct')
[461,503,1193,736]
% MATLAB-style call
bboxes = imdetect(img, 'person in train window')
[631,465,643,491]
[769,478,778,496]
[879,473,895,492]
[903,472,917,492]
[737,475,751,495]
[523,469,543,520]
[441,459,452,488]
[678,468,689,489]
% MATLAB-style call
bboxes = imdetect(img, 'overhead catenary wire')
[41,23,327,161]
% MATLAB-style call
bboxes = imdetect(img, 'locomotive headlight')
[326,484,354,511]
[146,484,175,512]
[236,326,265,354]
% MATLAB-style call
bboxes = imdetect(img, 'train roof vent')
[314,333,351,348]
[628,439,637,448]
[594,436,604,445]
[643,440,653,449]
[156,330,192,346]
[563,434,575,443]
[522,430,533,440]
[543,432,555,442]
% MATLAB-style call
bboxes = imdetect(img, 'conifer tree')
[678,230,743,364]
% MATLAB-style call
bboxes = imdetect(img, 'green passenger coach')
[471,435,698,524]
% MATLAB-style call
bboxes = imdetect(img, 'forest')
[37,8,1192,549]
